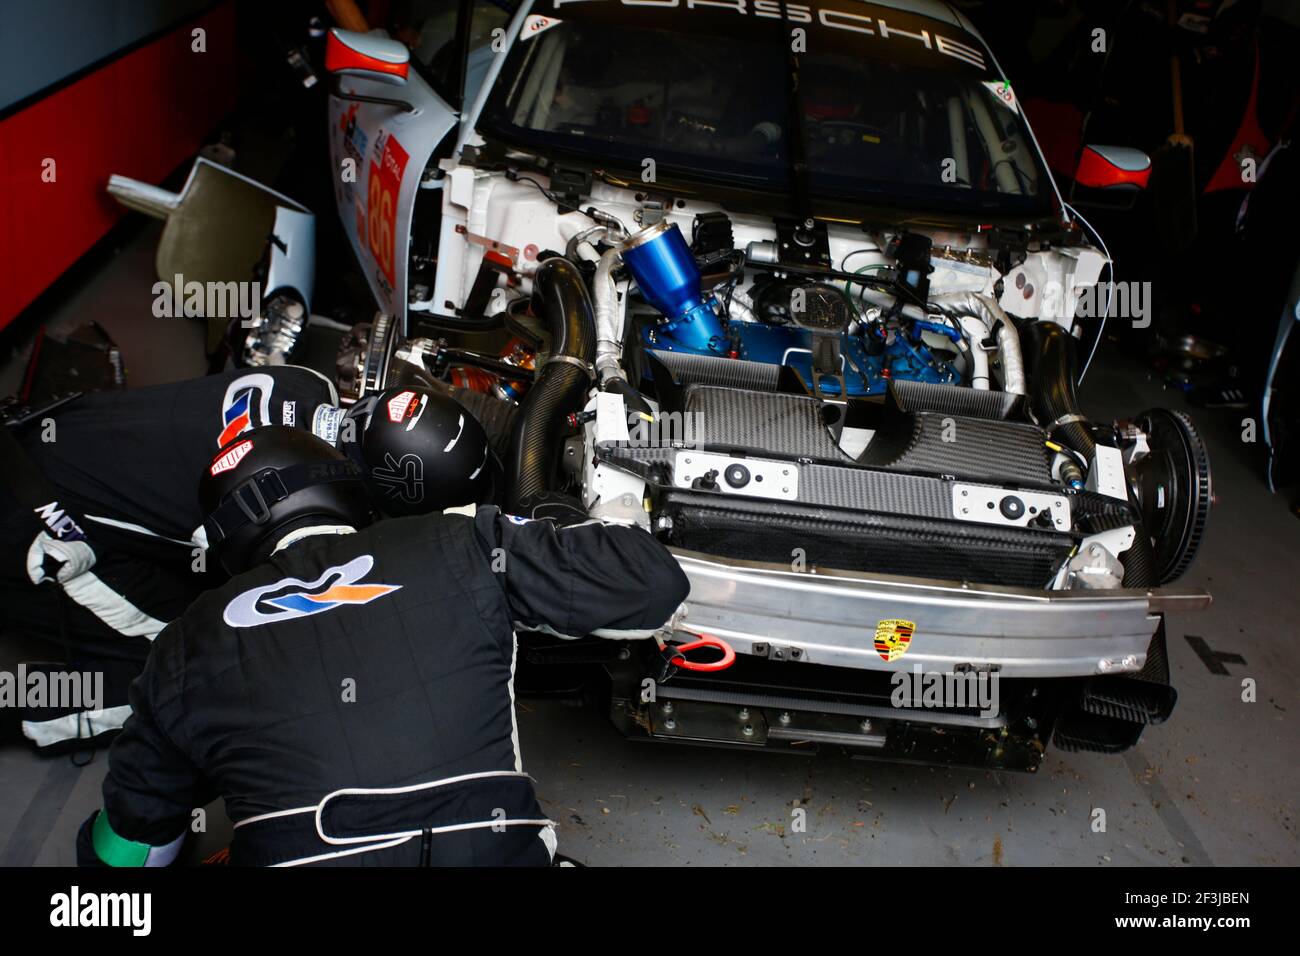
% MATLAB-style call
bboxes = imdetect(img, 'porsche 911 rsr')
[316,0,1211,770]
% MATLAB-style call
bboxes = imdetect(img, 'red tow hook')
[655,633,736,682]
[670,635,736,671]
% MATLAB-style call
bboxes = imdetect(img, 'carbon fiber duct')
[1120,525,1159,588]
[1023,321,1095,458]
[650,349,782,391]
[1023,322,1157,587]
[888,379,1022,421]
[450,387,520,458]
[677,386,1055,487]
[506,258,595,513]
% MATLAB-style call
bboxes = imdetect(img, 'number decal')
[366,134,410,288]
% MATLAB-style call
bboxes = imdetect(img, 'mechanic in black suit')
[0,367,495,750]
[77,426,688,866]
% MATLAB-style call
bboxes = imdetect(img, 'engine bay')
[326,159,1212,767]
[351,161,1207,597]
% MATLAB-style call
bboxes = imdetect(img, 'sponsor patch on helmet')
[386,390,417,423]
[210,440,254,476]
[405,394,428,431]
[223,555,401,628]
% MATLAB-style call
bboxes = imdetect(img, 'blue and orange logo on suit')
[224,555,401,628]
[218,373,276,447]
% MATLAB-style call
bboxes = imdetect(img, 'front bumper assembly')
[588,550,1208,768]
[670,549,1210,679]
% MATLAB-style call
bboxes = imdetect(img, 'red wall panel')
[0,3,237,330]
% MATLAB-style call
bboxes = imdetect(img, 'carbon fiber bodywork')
[680,384,1056,488]
[861,411,1054,488]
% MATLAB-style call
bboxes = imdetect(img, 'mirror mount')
[1070,145,1152,211]
[325,28,410,85]
[326,28,416,112]
[329,76,417,114]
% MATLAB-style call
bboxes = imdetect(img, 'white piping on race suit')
[272,835,417,867]
[21,704,133,747]
[509,632,522,772]
[235,769,557,866]
[83,514,196,548]
[314,771,552,846]
[26,533,167,640]
[270,524,357,555]
[296,364,340,406]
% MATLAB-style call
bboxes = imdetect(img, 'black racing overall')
[1,367,337,749]
[77,506,689,866]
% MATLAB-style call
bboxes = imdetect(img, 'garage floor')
[0,224,1295,867]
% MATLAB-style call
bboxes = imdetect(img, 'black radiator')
[662,492,1073,587]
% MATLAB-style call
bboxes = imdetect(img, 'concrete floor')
[1,225,1296,867]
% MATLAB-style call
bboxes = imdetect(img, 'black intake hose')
[1024,322,1157,588]
[506,257,596,514]
[1023,321,1095,459]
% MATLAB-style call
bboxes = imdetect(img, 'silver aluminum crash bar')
[670,549,1211,679]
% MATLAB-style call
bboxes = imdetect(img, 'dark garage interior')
[0,0,1295,919]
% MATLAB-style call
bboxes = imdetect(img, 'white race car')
[321,0,1212,770]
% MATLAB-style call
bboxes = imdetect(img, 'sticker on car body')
[874,619,915,662]
[367,132,409,290]
[521,14,562,38]
[983,79,1019,113]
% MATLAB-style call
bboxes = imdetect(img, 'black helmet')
[339,386,495,517]
[200,425,372,575]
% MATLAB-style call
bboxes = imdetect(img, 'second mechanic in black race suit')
[0,366,496,749]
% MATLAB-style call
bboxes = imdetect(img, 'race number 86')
[367,167,394,282]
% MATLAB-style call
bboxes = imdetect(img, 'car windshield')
[481,1,1053,215]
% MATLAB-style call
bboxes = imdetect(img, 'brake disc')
[1130,408,1212,583]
